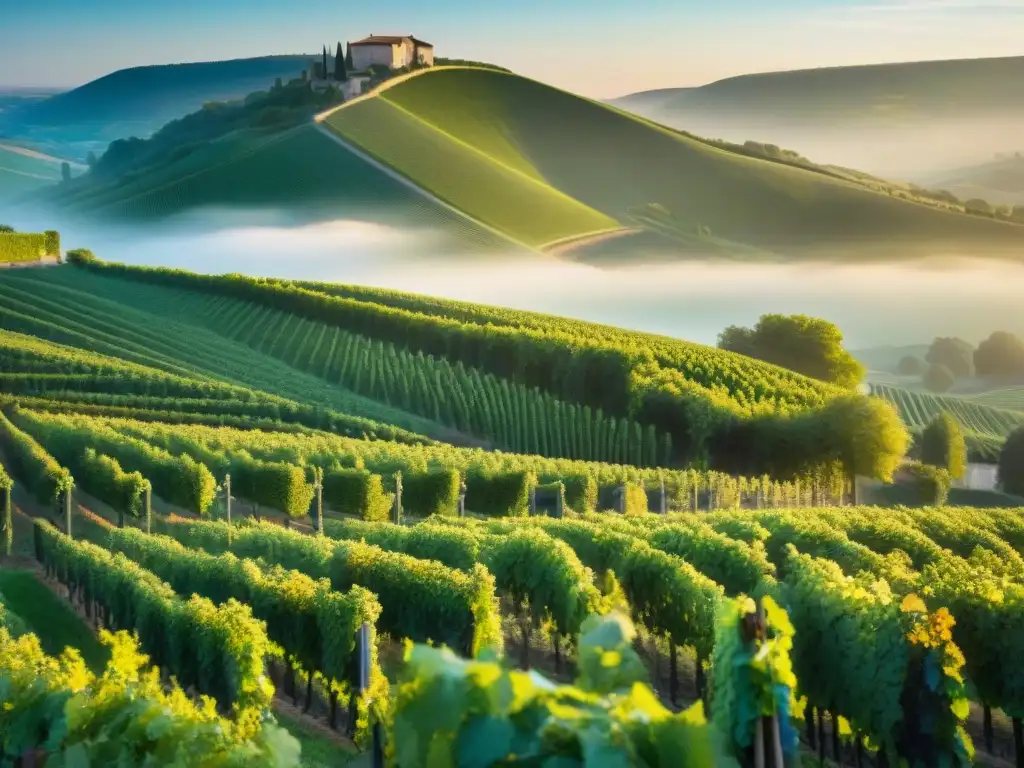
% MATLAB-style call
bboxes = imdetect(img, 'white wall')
[351,45,398,71]
[955,463,999,491]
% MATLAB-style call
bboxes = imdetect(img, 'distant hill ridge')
[610,55,1024,119]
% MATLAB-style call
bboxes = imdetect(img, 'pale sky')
[1,0,1022,97]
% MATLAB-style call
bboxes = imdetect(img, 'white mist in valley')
[38,212,1024,349]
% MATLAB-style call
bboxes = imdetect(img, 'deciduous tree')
[717,314,865,388]
[925,337,973,378]
[974,331,1024,378]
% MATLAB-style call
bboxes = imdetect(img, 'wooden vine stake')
[358,622,384,768]
[144,485,152,535]
[392,472,402,525]
[313,467,324,536]
[3,483,11,558]
[64,486,73,540]
[748,597,785,768]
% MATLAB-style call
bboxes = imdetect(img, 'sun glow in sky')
[2,0,1022,96]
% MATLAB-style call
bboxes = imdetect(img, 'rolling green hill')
[0,56,312,161]
[39,124,512,252]
[612,55,1024,124]
[319,66,1024,259]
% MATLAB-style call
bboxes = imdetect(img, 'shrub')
[902,461,952,505]
[919,412,967,480]
[561,473,597,514]
[65,248,97,265]
[323,467,392,521]
[622,482,649,515]
[465,470,534,517]
[43,231,60,256]
[0,233,46,263]
[402,469,460,517]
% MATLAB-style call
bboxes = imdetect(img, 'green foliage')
[77,448,150,520]
[12,408,214,514]
[465,469,534,517]
[919,411,967,480]
[648,522,775,596]
[999,426,1024,496]
[621,481,649,515]
[322,467,391,521]
[901,461,953,506]
[390,612,719,767]
[0,233,46,263]
[717,313,865,388]
[400,468,460,517]
[65,247,96,265]
[232,458,315,518]
[159,517,503,658]
[100,524,388,743]
[783,549,972,763]
[64,258,910,481]
[0,410,73,505]
[871,382,1024,442]
[33,520,275,719]
[709,595,800,762]
[0,627,302,766]
[43,230,60,256]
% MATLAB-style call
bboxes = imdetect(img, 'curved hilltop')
[321,66,1024,260]
[37,66,1024,262]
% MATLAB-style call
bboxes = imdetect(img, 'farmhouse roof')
[351,35,434,48]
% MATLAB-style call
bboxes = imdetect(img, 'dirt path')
[540,226,642,256]
[0,143,85,168]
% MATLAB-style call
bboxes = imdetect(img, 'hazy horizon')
[4,0,1024,98]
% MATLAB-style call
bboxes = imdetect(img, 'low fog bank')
[634,110,1023,181]
[16,212,1020,350]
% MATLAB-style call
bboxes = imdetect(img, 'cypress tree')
[346,42,354,70]
[335,42,348,81]
[322,45,328,80]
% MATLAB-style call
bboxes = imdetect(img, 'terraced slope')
[870,383,1024,438]
[0,268,447,437]
[968,387,1024,412]
[323,67,1024,259]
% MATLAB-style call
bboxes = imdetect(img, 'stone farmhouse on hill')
[349,35,435,70]
[304,34,435,100]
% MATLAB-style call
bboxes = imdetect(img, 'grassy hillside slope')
[0,56,312,158]
[324,67,1024,258]
[40,124,512,252]
[612,56,1024,123]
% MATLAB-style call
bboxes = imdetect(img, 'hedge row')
[156,517,503,658]
[0,233,45,263]
[0,410,73,505]
[33,520,273,715]
[11,408,213,514]
[99,525,388,740]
